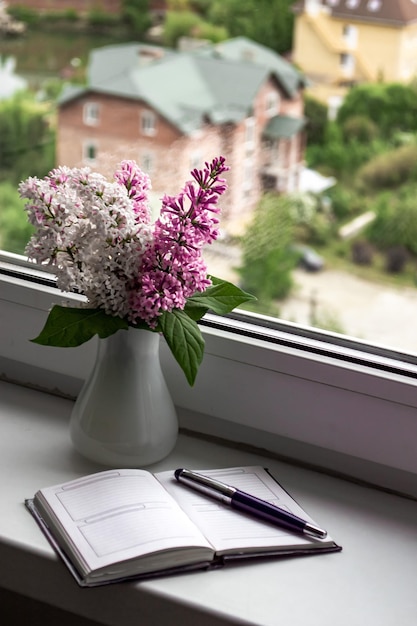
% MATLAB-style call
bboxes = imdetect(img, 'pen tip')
[174,468,183,480]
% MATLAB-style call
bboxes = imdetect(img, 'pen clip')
[175,469,236,503]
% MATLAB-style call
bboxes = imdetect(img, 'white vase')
[70,328,178,467]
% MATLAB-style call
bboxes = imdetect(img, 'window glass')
[83,102,100,126]
[1,1,417,363]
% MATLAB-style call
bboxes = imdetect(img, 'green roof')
[60,38,306,136]
[263,115,306,139]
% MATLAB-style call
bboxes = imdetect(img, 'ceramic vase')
[70,328,178,467]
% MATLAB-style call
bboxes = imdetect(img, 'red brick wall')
[57,77,306,230]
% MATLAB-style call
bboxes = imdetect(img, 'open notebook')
[26,465,341,586]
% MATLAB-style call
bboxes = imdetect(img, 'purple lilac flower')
[114,160,151,224]
[128,157,229,326]
[20,157,229,328]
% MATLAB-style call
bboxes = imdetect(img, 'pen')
[174,468,327,539]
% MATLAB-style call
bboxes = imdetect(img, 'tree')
[337,82,417,139]
[206,0,294,54]
[122,0,152,38]
[367,185,417,256]
[304,94,328,146]
[238,193,296,303]
[0,182,33,254]
[163,10,227,47]
[0,91,55,185]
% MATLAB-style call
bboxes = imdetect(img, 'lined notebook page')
[157,466,327,555]
[36,469,213,572]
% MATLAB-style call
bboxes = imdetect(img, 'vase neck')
[98,328,160,359]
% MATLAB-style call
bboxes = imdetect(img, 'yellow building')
[292,0,417,108]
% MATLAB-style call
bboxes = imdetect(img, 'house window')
[83,102,100,126]
[242,156,254,194]
[83,141,97,163]
[265,91,280,117]
[340,52,355,76]
[141,152,154,174]
[244,117,256,150]
[141,110,156,136]
[343,24,358,48]
[189,152,203,171]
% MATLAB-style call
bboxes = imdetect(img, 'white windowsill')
[1,380,416,626]
[1,269,417,498]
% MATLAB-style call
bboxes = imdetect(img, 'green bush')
[367,186,417,256]
[0,183,33,254]
[238,193,296,302]
[163,11,202,47]
[337,82,417,139]
[385,246,408,273]
[341,115,379,144]
[0,92,55,184]
[351,239,374,266]
[87,9,120,27]
[358,143,417,190]
[6,5,40,24]
[326,185,363,220]
[304,94,328,146]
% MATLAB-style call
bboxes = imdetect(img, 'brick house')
[57,38,307,231]
[293,0,417,106]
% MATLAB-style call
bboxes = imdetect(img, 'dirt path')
[204,242,417,354]
[279,268,417,353]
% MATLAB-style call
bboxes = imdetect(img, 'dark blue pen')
[174,468,327,539]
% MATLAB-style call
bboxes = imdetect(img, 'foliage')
[357,143,417,190]
[0,182,33,254]
[303,212,335,246]
[304,94,328,145]
[351,240,374,266]
[307,121,386,178]
[337,82,417,139]
[163,10,227,47]
[0,92,55,185]
[238,193,296,302]
[22,158,255,386]
[341,115,379,144]
[6,5,40,24]
[206,0,294,54]
[366,186,417,256]
[385,246,408,273]
[325,185,363,220]
[163,10,203,46]
[122,0,152,37]
[87,9,120,27]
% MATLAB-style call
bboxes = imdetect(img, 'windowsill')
[1,379,417,626]
[2,265,417,499]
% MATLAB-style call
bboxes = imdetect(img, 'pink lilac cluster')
[19,156,228,327]
[129,156,229,325]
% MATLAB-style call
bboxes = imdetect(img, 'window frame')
[140,110,157,137]
[1,253,417,497]
[83,101,100,126]
[82,139,98,164]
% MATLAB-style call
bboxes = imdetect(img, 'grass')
[318,239,417,290]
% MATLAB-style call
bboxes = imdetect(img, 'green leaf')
[31,305,129,347]
[159,309,205,386]
[186,276,256,316]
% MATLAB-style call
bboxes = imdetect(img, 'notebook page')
[157,466,329,554]
[36,469,213,573]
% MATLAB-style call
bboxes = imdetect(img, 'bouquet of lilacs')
[20,156,254,385]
